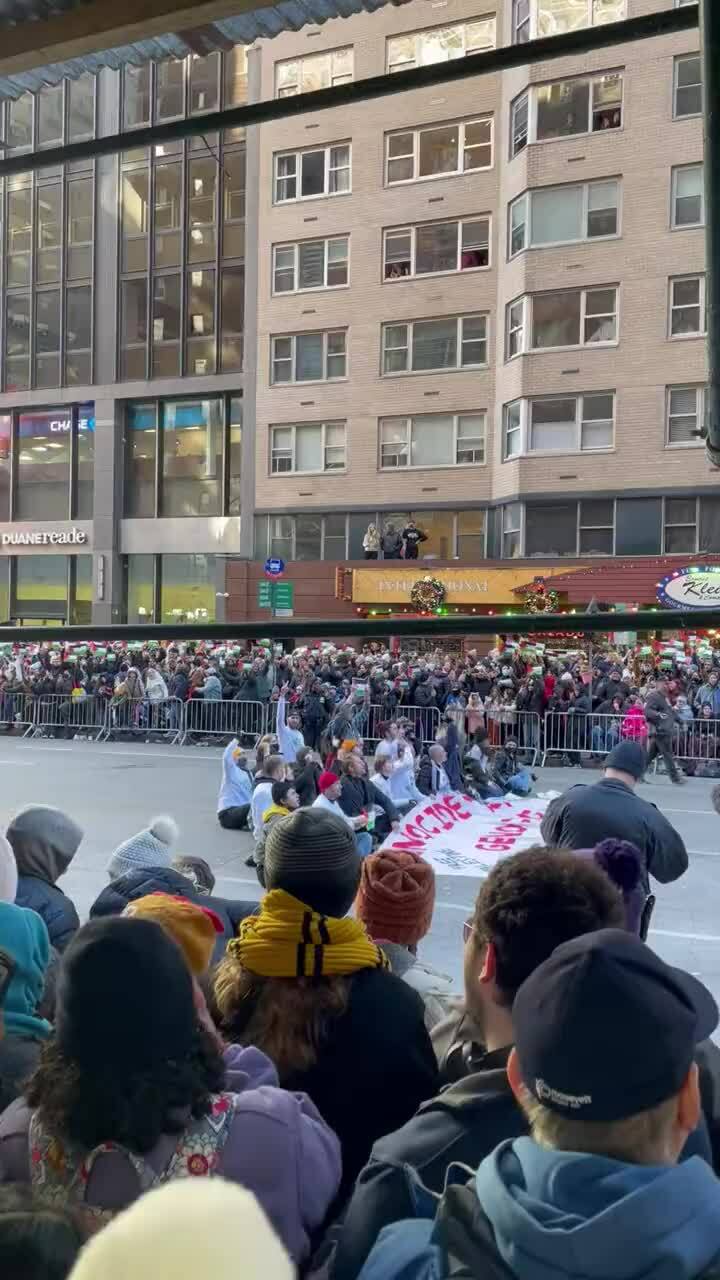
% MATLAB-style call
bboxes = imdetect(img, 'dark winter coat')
[339,775,398,825]
[9,811,83,956]
[645,689,677,737]
[14,877,79,955]
[293,759,322,807]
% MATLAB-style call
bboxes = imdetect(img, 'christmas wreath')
[410,575,446,612]
[523,578,560,614]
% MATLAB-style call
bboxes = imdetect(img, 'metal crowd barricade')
[0,690,35,735]
[483,710,542,766]
[99,696,185,745]
[365,703,441,748]
[668,719,720,775]
[25,692,107,740]
[541,712,643,765]
[180,698,266,745]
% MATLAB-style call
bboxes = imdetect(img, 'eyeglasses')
[463,918,474,944]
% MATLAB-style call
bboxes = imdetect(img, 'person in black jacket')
[645,679,685,784]
[293,747,322,806]
[339,753,399,841]
[7,807,82,954]
[540,740,688,892]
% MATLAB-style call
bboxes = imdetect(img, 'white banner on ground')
[379,793,550,878]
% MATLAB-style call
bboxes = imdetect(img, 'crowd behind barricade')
[2,735,720,1280]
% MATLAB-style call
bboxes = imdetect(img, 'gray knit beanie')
[107,817,179,881]
[264,809,361,918]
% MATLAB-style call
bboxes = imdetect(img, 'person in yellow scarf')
[213,808,439,1199]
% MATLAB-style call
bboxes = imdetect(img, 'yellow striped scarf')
[228,889,389,978]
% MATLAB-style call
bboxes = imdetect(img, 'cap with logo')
[513,928,718,1122]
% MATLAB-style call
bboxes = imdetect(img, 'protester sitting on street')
[254,781,300,888]
[216,738,254,831]
[386,740,425,810]
[417,743,451,797]
[339,752,399,843]
[540,741,688,892]
[213,808,439,1199]
[276,687,305,764]
[292,745,322,807]
[354,850,454,1031]
[370,754,414,816]
[67,1180,293,1280]
[0,902,52,1113]
[0,916,341,1263]
[331,848,626,1280]
[8,806,83,954]
[250,754,286,838]
[312,771,373,857]
[0,1185,84,1280]
[492,737,533,796]
[375,722,400,761]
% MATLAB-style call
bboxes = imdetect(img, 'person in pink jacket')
[621,696,648,743]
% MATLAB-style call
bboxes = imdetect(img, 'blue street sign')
[265,557,285,578]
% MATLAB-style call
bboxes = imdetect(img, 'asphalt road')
[0,738,718,1005]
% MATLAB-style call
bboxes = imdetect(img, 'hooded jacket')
[8,807,83,953]
[0,902,52,1113]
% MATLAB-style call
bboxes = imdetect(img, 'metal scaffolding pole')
[702,0,720,466]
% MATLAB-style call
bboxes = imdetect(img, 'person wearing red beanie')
[312,772,373,857]
[355,850,453,1028]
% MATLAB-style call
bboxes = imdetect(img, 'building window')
[379,412,485,470]
[254,508,486,561]
[509,179,620,255]
[124,396,242,517]
[270,421,346,475]
[275,47,353,98]
[190,52,220,115]
[666,385,704,446]
[382,314,487,374]
[526,503,578,556]
[387,17,496,72]
[502,503,522,558]
[6,75,96,153]
[674,55,701,118]
[271,330,347,384]
[669,275,705,337]
[511,72,622,156]
[126,553,155,622]
[503,394,614,458]
[700,497,720,551]
[512,0,625,42]
[123,65,151,128]
[671,164,704,227]
[384,216,489,280]
[159,553,215,622]
[274,143,351,203]
[664,496,698,553]
[507,287,618,355]
[385,117,492,184]
[579,498,614,554]
[272,236,349,294]
[457,510,486,560]
[14,405,93,521]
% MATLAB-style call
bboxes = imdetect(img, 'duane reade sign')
[657,566,720,609]
[0,527,89,549]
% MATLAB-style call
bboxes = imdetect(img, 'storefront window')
[160,553,215,622]
[14,555,68,620]
[126,554,155,622]
[161,398,223,517]
[457,510,486,560]
[16,409,71,519]
[125,403,156,517]
[71,555,92,624]
[228,396,242,516]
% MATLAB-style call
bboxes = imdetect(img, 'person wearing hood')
[0,916,341,1264]
[0,902,52,1112]
[67,1180,292,1280]
[7,806,83,953]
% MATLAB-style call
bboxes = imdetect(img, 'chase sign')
[657,566,720,609]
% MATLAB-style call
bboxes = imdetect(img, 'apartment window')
[457,510,486,559]
[506,299,525,360]
[273,236,349,294]
[379,412,485,469]
[669,275,705,337]
[509,179,620,255]
[512,0,625,42]
[667,385,704,446]
[674,55,701,118]
[270,421,346,474]
[382,314,487,374]
[503,394,614,458]
[526,503,577,556]
[274,143,351,203]
[384,217,489,280]
[387,17,496,71]
[579,499,614,554]
[537,287,618,350]
[502,503,522,558]
[271,330,347,383]
[672,164,704,227]
[664,497,697,554]
[511,72,622,156]
[124,396,241,517]
[700,497,720,551]
[386,117,492,184]
[275,47,353,97]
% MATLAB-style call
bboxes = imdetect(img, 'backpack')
[29,1092,239,1232]
[431,1182,515,1280]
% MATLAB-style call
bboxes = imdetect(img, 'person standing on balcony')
[363,524,380,560]
[401,519,427,561]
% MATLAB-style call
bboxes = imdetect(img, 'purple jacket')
[0,1045,340,1263]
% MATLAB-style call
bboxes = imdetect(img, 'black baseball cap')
[513,929,718,1122]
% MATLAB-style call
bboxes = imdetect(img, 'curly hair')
[26,1024,225,1155]
[470,845,625,1006]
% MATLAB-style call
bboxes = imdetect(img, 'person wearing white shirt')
[217,739,254,830]
[313,771,373,857]
[370,754,420,815]
[276,689,305,764]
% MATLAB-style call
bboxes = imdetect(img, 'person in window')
[362,524,380,560]
[401,519,427,561]
[381,524,403,560]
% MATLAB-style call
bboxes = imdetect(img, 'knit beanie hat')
[574,839,646,936]
[605,741,647,780]
[355,849,436,947]
[107,816,179,880]
[265,808,361,918]
[0,835,17,903]
[68,1180,293,1280]
[318,770,340,794]
[124,894,223,976]
[56,916,195,1071]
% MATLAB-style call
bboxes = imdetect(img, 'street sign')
[273,582,294,609]
[257,581,273,607]
[264,557,285,578]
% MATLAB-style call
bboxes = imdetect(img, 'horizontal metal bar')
[0,607,714,642]
[0,6,698,176]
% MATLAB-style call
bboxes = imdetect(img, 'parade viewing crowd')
[2,631,720,1276]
